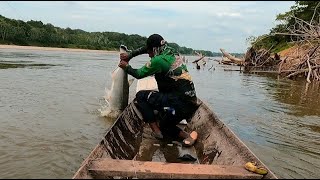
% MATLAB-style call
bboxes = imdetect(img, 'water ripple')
[1,49,320,179]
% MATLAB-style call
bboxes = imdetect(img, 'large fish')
[103,45,134,118]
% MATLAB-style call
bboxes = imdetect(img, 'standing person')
[118,34,199,146]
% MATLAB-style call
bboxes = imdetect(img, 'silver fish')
[104,45,134,118]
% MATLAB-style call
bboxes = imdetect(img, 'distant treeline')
[0,15,232,57]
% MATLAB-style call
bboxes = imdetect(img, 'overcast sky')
[0,1,295,53]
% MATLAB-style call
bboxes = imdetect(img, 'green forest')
[0,14,223,57]
[247,1,319,53]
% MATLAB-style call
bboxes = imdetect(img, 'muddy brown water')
[0,48,319,178]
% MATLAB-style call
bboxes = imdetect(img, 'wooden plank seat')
[88,158,263,179]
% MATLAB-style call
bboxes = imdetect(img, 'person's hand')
[118,60,128,69]
[120,53,130,62]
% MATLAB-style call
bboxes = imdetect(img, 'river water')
[0,48,319,178]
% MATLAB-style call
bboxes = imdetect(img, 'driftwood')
[220,57,232,65]
[243,3,320,82]
[286,65,320,78]
[208,64,214,71]
[196,62,200,69]
[306,55,312,83]
[243,47,280,73]
[272,4,320,82]
[280,44,320,82]
[278,32,319,82]
[278,56,289,74]
[220,49,244,65]
[192,51,207,69]
[245,44,320,82]
[192,56,205,63]
[193,51,204,62]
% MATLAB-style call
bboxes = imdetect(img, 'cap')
[146,34,164,50]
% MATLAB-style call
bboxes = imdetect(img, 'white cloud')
[216,12,242,18]
[0,1,295,53]
[167,23,177,29]
[70,15,88,20]
[220,38,233,43]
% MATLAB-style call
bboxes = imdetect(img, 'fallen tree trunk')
[286,65,320,78]
[192,56,205,63]
[220,48,244,65]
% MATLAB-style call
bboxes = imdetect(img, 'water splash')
[98,89,121,119]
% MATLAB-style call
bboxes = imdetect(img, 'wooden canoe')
[73,77,277,179]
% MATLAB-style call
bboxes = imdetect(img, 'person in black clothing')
[118,34,199,146]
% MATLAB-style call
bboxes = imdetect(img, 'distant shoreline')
[0,45,118,54]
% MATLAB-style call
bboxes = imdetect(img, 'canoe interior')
[73,99,277,179]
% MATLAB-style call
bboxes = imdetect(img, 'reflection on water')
[0,62,58,69]
[256,78,320,178]
[236,74,320,179]
[270,80,320,116]
[0,50,62,69]
[0,48,319,179]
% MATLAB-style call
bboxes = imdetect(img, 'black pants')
[135,90,197,139]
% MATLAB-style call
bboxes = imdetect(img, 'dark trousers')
[135,90,196,139]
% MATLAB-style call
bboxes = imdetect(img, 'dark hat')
[146,34,164,50]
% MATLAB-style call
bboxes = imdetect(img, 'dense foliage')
[0,15,221,56]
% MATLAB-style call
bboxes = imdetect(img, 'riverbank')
[0,45,118,54]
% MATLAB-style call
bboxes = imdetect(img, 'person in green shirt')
[118,34,199,146]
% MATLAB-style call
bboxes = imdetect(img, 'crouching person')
[118,34,199,146]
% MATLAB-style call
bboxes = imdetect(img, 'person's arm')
[124,56,162,79]
[128,46,147,59]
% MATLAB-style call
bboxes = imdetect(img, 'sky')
[0,1,295,53]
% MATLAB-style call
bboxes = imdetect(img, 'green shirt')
[125,45,196,100]
[125,46,188,79]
